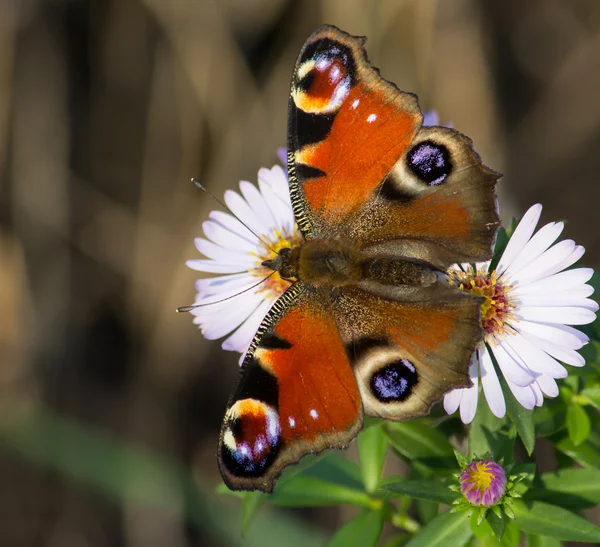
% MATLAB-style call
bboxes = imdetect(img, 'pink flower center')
[449,268,514,336]
[460,459,507,506]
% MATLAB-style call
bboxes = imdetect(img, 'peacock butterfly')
[216,25,500,492]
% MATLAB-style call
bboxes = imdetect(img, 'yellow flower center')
[466,462,495,492]
[448,267,514,337]
[252,226,303,297]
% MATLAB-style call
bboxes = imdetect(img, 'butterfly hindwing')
[334,281,482,420]
[350,125,500,269]
[218,284,363,492]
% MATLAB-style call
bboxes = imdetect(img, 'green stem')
[391,512,421,534]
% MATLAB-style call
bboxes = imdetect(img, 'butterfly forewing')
[288,25,422,238]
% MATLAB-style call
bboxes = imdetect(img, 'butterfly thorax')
[264,240,438,288]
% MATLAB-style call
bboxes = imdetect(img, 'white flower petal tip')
[422,110,440,127]
[184,156,302,359]
[445,202,597,421]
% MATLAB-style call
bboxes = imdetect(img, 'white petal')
[479,345,506,418]
[195,272,257,295]
[490,339,537,386]
[277,147,288,167]
[194,238,255,266]
[209,210,258,246]
[265,165,292,204]
[502,331,567,378]
[192,285,262,317]
[186,259,249,274]
[514,320,586,350]
[224,189,265,237]
[532,382,544,406]
[258,168,293,231]
[522,244,586,287]
[506,381,537,410]
[496,204,542,275]
[200,294,263,340]
[513,239,575,286]
[513,268,594,296]
[514,286,594,307]
[503,222,564,280]
[536,375,559,398]
[222,298,273,352]
[459,388,478,424]
[195,276,267,305]
[518,331,585,367]
[458,360,479,424]
[422,111,440,126]
[202,220,254,254]
[516,305,597,325]
[240,180,277,234]
[443,388,463,415]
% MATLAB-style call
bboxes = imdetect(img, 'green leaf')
[469,387,504,458]
[380,478,458,505]
[242,492,266,535]
[555,435,600,467]
[567,404,591,445]
[326,510,383,547]
[581,387,600,409]
[490,227,510,272]
[416,499,439,523]
[526,534,562,547]
[486,509,506,541]
[357,422,388,492]
[499,374,535,455]
[534,405,565,438]
[513,501,600,542]
[299,452,363,488]
[405,510,472,547]
[270,474,375,508]
[501,521,522,547]
[385,420,455,472]
[526,467,600,509]
[381,535,409,547]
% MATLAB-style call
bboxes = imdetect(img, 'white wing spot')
[310,409,319,419]
[351,99,360,109]
[330,65,341,82]
[316,58,331,71]
[367,113,377,123]
[288,416,296,428]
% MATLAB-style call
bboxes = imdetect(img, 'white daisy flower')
[186,159,302,362]
[444,204,598,424]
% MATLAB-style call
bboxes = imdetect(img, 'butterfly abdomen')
[285,240,438,288]
[360,257,438,287]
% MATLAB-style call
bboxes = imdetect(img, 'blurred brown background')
[1,0,600,545]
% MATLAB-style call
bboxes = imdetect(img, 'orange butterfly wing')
[218,285,362,492]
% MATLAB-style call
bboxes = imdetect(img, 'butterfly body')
[217,25,501,492]
[264,240,439,290]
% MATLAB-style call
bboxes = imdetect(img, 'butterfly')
[218,25,500,492]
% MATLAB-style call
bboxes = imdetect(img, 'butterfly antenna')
[176,272,276,313]
[190,178,278,255]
